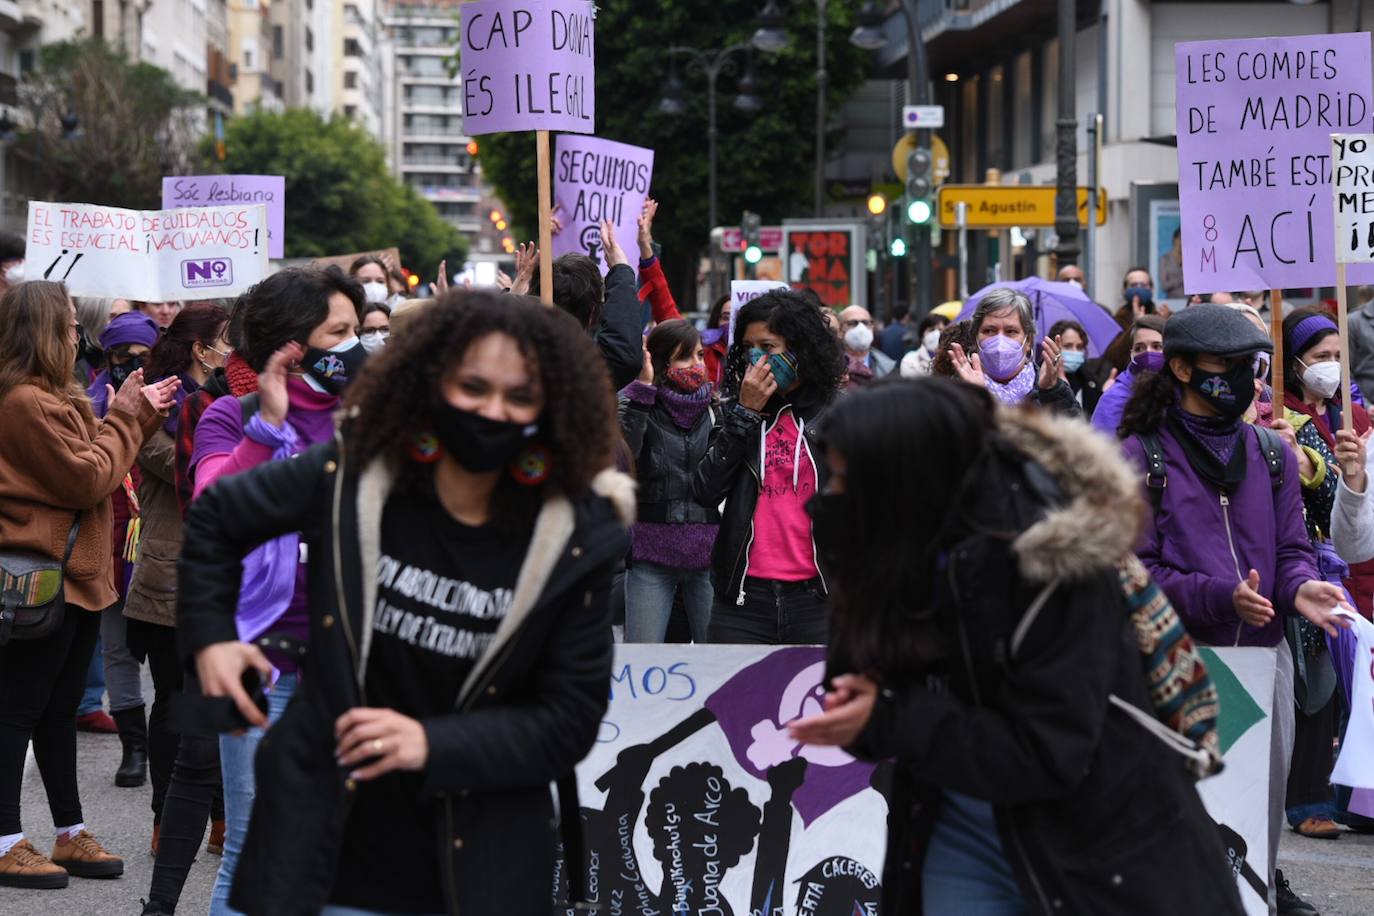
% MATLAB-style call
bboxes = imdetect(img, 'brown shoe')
[1294,816,1342,839]
[207,819,225,855]
[50,830,123,878]
[0,839,69,889]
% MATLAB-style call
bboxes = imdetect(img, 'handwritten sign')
[25,201,270,301]
[163,175,285,259]
[459,0,595,136]
[1175,33,1374,292]
[728,280,787,347]
[552,136,653,276]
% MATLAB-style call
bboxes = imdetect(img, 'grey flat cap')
[1164,304,1274,358]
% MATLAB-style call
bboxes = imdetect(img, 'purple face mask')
[1131,350,1166,375]
[978,334,1027,381]
[700,327,726,347]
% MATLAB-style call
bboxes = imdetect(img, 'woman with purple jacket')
[1118,304,1352,915]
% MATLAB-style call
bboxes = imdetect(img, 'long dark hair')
[818,377,998,680]
[145,302,229,381]
[1117,359,1185,439]
[706,293,730,330]
[1282,306,1338,403]
[721,289,844,407]
[0,281,83,405]
[646,319,699,383]
[343,290,618,528]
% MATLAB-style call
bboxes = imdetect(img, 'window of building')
[344,105,356,119]
[92,0,104,39]
[306,69,314,94]
[242,36,258,71]
[344,71,357,89]
[344,38,362,57]
[273,25,283,59]
[305,28,314,52]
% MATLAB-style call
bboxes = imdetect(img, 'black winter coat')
[839,408,1244,916]
[176,434,634,916]
[596,264,649,391]
[619,389,720,526]
[691,395,830,603]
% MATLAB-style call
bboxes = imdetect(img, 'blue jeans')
[923,791,1031,916]
[209,672,297,916]
[625,561,712,643]
[77,636,105,716]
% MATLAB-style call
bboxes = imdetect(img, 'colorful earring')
[510,444,553,486]
[408,429,442,463]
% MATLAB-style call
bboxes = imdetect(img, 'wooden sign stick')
[1270,289,1285,410]
[537,129,554,306]
[1337,263,1354,434]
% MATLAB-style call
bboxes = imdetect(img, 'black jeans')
[146,668,225,911]
[707,577,830,645]
[0,606,101,835]
[125,618,183,822]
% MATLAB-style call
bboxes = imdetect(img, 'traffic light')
[905,148,933,225]
[742,210,763,265]
[866,194,887,216]
[890,237,907,258]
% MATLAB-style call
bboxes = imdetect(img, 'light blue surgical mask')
[1061,350,1086,373]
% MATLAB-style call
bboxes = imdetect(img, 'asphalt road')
[3,703,1371,915]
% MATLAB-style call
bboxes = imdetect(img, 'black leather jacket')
[619,388,721,526]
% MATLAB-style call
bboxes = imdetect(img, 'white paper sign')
[1332,134,1374,264]
[1330,612,1374,788]
[25,201,271,301]
[728,280,787,347]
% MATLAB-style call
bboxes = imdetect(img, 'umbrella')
[956,276,1123,359]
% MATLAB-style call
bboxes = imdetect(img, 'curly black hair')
[342,290,618,517]
[720,288,844,408]
[931,320,975,378]
[1117,361,1181,439]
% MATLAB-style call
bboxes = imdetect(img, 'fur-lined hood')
[996,406,1143,584]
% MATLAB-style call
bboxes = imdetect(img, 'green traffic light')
[889,238,908,257]
[907,199,933,225]
[744,245,763,264]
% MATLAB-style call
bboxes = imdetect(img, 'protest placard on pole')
[552,136,653,277]
[1328,132,1374,432]
[162,175,285,259]
[460,0,596,305]
[25,201,270,301]
[1175,34,1374,295]
[728,280,787,347]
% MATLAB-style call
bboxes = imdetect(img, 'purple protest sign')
[162,175,285,259]
[459,0,595,136]
[551,136,653,275]
[1175,34,1374,293]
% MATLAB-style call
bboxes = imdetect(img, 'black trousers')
[125,618,183,822]
[707,577,830,645]
[0,607,101,835]
[1286,696,1338,812]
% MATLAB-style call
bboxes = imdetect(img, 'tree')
[474,0,870,305]
[14,39,203,208]
[201,108,466,278]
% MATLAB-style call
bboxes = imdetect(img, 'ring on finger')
[371,738,384,754]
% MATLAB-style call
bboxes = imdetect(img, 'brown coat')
[0,383,159,612]
[124,428,181,627]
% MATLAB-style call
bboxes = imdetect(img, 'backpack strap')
[238,393,261,426]
[1251,424,1285,490]
[1135,432,1167,508]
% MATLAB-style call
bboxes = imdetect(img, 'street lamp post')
[753,0,829,217]
[660,43,758,236]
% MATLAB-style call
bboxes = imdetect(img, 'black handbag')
[0,517,81,646]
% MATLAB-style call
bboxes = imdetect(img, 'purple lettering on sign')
[182,258,234,289]
[459,0,595,136]
[1175,34,1374,292]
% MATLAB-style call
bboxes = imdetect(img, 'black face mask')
[1182,360,1256,420]
[109,357,145,389]
[301,338,366,395]
[433,403,538,473]
[74,325,101,370]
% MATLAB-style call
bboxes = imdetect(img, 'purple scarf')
[657,382,714,429]
[162,373,200,436]
[1173,407,1242,465]
[984,362,1036,405]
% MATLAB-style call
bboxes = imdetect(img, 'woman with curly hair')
[692,288,845,644]
[177,291,634,916]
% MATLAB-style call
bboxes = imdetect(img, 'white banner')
[25,201,270,301]
[728,280,787,347]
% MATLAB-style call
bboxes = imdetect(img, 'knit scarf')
[984,361,1036,405]
[846,355,875,389]
[225,352,258,397]
[657,382,714,429]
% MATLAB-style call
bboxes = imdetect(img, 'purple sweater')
[1123,424,1320,647]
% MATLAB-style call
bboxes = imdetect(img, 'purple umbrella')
[956,276,1123,359]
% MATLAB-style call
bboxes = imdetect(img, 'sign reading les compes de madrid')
[1175,33,1374,293]
[459,0,596,136]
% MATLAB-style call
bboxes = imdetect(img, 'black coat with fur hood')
[837,408,1244,916]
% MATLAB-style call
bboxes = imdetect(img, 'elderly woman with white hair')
[948,287,1081,414]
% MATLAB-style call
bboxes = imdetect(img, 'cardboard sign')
[1174,33,1374,292]
[459,0,595,136]
[728,280,787,347]
[551,136,653,277]
[163,175,285,259]
[553,646,888,916]
[25,201,269,301]
[783,223,865,309]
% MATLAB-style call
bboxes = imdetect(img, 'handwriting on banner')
[459,0,595,136]
[163,175,285,259]
[728,280,787,346]
[26,201,269,301]
[1175,34,1374,292]
[552,136,653,274]
[1332,134,1374,264]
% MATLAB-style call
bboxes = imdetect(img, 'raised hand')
[599,218,628,269]
[637,198,659,260]
[1038,335,1063,390]
[738,357,778,412]
[258,342,303,427]
[1335,428,1371,493]
[434,259,449,295]
[512,242,538,296]
[949,342,986,389]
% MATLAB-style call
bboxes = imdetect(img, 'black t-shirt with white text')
[330,473,524,912]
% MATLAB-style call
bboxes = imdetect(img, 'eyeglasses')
[841,319,873,329]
